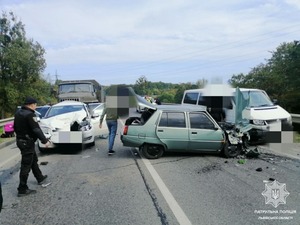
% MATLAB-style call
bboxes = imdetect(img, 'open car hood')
[40,112,86,131]
[135,94,157,110]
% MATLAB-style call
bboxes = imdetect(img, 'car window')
[189,112,215,129]
[183,92,199,104]
[158,112,186,128]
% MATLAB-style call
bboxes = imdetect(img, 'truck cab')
[58,80,102,103]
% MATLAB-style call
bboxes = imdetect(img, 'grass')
[294,132,300,143]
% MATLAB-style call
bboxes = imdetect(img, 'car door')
[156,111,189,151]
[188,112,224,151]
[89,103,108,136]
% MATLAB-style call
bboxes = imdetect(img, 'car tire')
[141,144,164,159]
[223,142,241,158]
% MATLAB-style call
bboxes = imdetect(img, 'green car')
[121,104,237,159]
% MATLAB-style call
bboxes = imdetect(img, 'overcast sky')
[1,0,300,85]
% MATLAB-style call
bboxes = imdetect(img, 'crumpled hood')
[40,112,87,131]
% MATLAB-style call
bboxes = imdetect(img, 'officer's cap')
[24,97,37,105]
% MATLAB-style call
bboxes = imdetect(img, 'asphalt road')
[0,124,300,225]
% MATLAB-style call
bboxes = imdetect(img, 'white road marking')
[120,119,192,225]
[141,157,192,225]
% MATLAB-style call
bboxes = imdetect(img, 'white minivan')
[181,84,292,143]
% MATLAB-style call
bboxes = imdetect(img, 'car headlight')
[252,119,265,125]
[79,121,92,131]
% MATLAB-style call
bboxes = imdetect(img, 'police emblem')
[261,180,290,208]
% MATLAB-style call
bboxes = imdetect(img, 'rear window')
[183,92,199,104]
[159,112,186,128]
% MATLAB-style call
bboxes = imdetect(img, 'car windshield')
[241,90,274,107]
[46,105,84,117]
[35,106,50,118]
[59,83,92,93]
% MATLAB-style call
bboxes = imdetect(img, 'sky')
[1,0,300,86]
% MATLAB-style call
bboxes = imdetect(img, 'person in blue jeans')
[99,85,136,155]
[102,119,118,155]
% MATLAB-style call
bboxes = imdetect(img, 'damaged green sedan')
[121,103,244,159]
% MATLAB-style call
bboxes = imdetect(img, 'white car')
[38,101,101,152]
[89,102,108,138]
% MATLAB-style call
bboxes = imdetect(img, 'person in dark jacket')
[14,97,50,197]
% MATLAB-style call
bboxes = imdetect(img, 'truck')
[57,80,103,103]
[181,84,292,144]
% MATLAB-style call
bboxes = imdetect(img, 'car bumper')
[121,135,143,147]
[41,130,94,145]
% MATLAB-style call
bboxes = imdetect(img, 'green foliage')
[0,11,55,118]
[230,40,300,113]
[132,77,201,104]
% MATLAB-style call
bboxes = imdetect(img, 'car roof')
[184,85,263,96]
[53,101,86,106]
[155,104,207,112]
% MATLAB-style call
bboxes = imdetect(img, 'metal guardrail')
[0,117,14,127]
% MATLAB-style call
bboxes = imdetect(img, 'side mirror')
[272,99,278,105]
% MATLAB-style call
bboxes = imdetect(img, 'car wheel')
[141,144,164,159]
[223,142,241,158]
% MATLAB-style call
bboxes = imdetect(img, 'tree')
[0,11,47,117]
[267,41,300,112]
[229,40,300,113]
[134,75,148,95]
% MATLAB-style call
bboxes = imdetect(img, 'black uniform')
[14,105,48,193]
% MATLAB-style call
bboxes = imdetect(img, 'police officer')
[14,97,51,197]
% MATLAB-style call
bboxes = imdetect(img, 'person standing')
[99,103,118,155]
[99,85,134,155]
[14,97,50,197]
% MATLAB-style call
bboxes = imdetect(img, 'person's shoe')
[18,189,37,197]
[108,150,115,155]
[38,175,48,185]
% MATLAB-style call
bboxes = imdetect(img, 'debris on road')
[40,161,48,165]
[238,159,246,164]
[42,182,52,188]
[256,167,263,172]
[245,148,260,158]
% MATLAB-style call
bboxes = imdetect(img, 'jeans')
[106,120,118,151]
